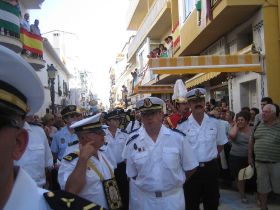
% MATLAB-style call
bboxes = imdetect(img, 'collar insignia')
[61,198,75,208]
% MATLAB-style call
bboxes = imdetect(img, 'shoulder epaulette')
[207,114,218,119]
[178,116,188,124]
[44,190,106,210]
[171,128,186,136]
[129,127,140,134]
[121,129,128,134]
[68,140,79,147]
[63,153,78,162]
[126,134,139,146]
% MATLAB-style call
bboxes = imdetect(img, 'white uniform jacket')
[125,126,198,210]
[15,122,53,187]
[58,144,114,209]
[177,113,228,162]
[4,167,49,210]
[102,128,128,168]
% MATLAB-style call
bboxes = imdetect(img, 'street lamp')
[47,64,57,114]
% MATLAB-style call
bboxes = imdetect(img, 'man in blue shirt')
[51,105,81,162]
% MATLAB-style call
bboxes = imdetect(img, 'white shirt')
[15,122,53,187]
[4,167,49,210]
[20,19,30,32]
[125,126,198,192]
[177,113,228,162]
[103,128,128,168]
[125,120,142,133]
[58,144,114,209]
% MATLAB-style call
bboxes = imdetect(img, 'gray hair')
[264,104,276,114]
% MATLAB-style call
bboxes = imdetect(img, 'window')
[180,0,195,23]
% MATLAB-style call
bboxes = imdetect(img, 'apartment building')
[125,0,280,112]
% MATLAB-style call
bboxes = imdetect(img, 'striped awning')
[149,54,262,74]
[186,72,221,88]
[138,85,173,94]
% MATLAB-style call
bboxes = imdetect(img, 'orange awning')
[138,85,173,94]
[186,72,221,88]
[149,54,262,74]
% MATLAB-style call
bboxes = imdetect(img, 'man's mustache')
[195,105,203,109]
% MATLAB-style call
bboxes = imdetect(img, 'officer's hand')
[79,141,97,160]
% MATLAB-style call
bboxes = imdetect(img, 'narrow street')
[218,189,280,210]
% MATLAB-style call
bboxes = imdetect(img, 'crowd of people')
[1,45,279,210]
[147,36,173,59]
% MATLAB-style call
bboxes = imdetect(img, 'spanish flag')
[20,27,43,56]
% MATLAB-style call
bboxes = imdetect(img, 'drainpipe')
[278,0,280,40]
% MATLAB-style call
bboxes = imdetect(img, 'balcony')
[20,28,45,70]
[0,1,22,53]
[21,0,45,9]
[126,0,149,30]
[178,0,264,56]
[127,0,171,61]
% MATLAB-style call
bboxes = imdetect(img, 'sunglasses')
[68,113,81,118]
[84,130,105,136]
[141,110,160,117]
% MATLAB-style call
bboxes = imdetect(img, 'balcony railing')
[127,0,169,61]
[20,27,45,70]
[0,1,22,52]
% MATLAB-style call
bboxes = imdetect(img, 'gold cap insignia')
[143,98,152,108]
[195,89,202,98]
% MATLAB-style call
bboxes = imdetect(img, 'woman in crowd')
[250,107,259,127]
[228,111,252,203]
[42,113,57,145]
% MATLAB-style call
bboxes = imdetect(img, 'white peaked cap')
[0,46,44,114]
[172,79,188,103]
[70,113,108,131]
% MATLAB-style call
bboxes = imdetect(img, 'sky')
[30,0,134,108]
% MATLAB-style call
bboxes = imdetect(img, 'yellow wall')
[263,0,280,104]
[176,9,202,56]
[171,0,179,29]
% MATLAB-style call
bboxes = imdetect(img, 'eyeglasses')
[84,130,105,137]
[93,130,105,136]
[141,110,160,117]
[68,113,81,118]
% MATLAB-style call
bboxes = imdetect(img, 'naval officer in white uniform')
[0,46,49,210]
[125,96,198,210]
[0,45,104,210]
[58,113,122,209]
[177,88,228,210]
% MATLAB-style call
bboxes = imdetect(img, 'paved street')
[217,189,280,210]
